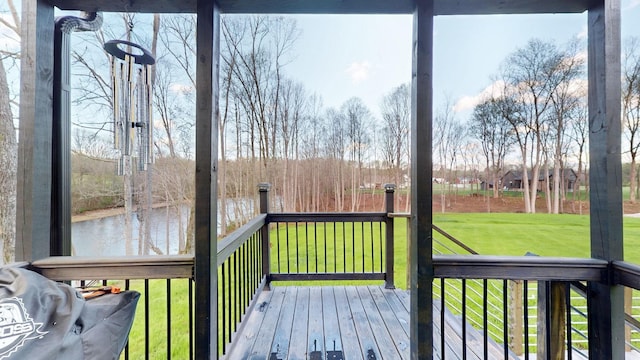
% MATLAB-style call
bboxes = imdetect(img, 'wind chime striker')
[105,39,155,174]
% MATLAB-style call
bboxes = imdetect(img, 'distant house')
[501,169,580,192]
[480,180,497,191]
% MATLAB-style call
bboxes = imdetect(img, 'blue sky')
[285,0,640,121]
[3,2,640,123]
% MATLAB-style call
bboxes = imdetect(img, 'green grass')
[121,212,640,357]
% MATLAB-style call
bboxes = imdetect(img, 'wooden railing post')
[537,281,566,360]
[259,183,271,289]
[384,184,395,289]
[509,280,524,356]
[625,287,632,352]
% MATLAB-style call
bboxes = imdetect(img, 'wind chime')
[104,39,155,174]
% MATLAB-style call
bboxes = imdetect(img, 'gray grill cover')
[0,267,139,360]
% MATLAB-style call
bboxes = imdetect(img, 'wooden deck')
[225,286,516,360]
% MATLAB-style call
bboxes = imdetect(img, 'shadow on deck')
[226,286,516,360]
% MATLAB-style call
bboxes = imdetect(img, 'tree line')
[4,10,640,259]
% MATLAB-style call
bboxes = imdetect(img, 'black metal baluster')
[566,282,573,360]
[369,221,374,273]
[379,222,383,273]
[145,279,150,360]
[189,279,193,360]
[349,222,354,272]
[286,222,290,274]
[524,280,529,360]
[462,279,467,360]
[313,222,318,273]
[241,242,247,311]
[226,261,232,345]
[483,279,488,360]
[321,222,326,273]
[503,279,508,360]
[124,279,130,360]
[167,279,172,360]
[295,222,300,273]
[360,222,364,272]
[441,278,446,360]
[222,262,226,353]
[276,222,281,273]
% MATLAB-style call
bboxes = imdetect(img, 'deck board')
[288,287,310,360]
[321,287,343,357]
[367,286,410,358]
[345,286,382,358]
[307,287,324,358]
[226,286,518,360]
[247,286,286,359]
[270,287,297,359]
[334,286,364,360]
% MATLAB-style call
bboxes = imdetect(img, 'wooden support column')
[587,0,625,359]
[194,0,220,358]
[410,1,434,358]
[16,0,55,262]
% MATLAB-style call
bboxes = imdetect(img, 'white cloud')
[345,61,372,83]
[453,81,505,113]
[576,26,588,40]
[627,0,640,10]
[169,83,193,94]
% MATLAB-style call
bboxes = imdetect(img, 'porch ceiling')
[48,0,589,15]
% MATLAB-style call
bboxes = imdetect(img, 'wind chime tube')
[146,64,153,166]
[136,68,147,171]
[127,54,135,157]
[111,56,119,150]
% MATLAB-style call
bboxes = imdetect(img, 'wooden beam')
[47,0,589,14]
[193,0,220,358]
[433,255,607,281]
[410,1,433,359]
[587,0,625,359]
[16,0,55,262]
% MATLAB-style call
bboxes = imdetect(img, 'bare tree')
[380,83,410,206]
[326,108,347,211]
[0,58,16,264]
[470,97,515,200]
[623,37,640,203]
[500,39,566,213]
[547,40,584,213]
[433,100,459,213]
[567,104,589,214]
[342,97,371,212]
[0,0,19,263]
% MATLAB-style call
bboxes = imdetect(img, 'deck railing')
[25,184,640,359]
[30,255,194,359]
[266,185,396,288]
[216,214,267,356]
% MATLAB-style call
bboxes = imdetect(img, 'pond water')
[71,198,256,256]
[72,206,190,256]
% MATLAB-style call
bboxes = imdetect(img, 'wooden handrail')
[31,255,194,280]
[268,212,387,222]
[216,214,266,267]
[434,255,608,281]
[613,261,640,289]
